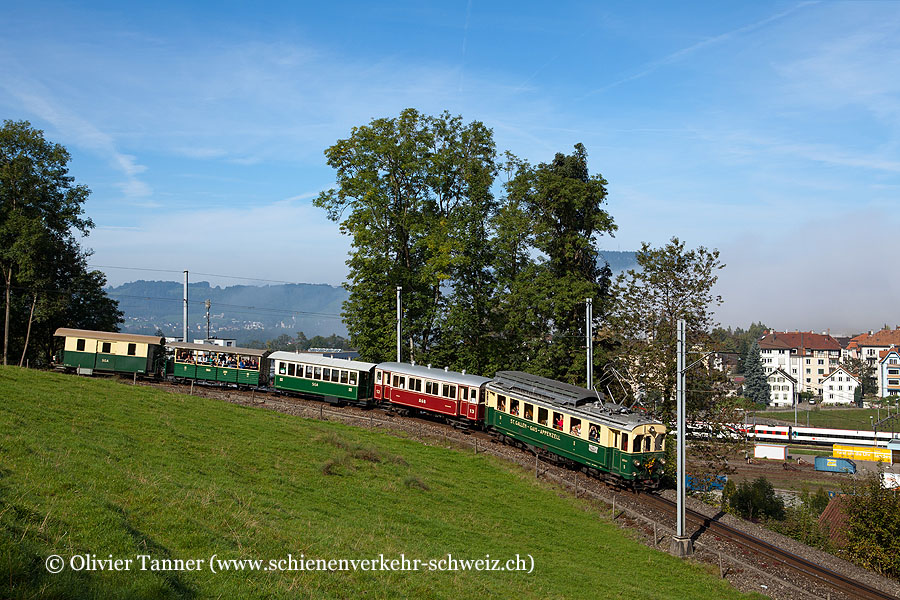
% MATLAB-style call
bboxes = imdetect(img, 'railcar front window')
[621,433,629,452]
[655,434,664,451]
[644,436,651,452]
[632,435,643,453]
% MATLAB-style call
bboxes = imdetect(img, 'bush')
[727,477,785,521]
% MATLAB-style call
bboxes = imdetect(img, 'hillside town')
[755,328,900,407]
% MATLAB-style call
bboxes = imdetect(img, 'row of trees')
[316,109,729,421]
[0,120,122,366]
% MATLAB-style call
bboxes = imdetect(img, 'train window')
[471,388,478,402]
[314,367,322,380]
[279,362,287,375]
[127,343,137,356]
[633,435,643,452]
[376,371,382,384]
[410,378,422,392]
[522,403,533,420]
[349,371,358,386]
[644,436,651,452]
[510,399,520,416]
[445,384,456,399]
[426,380,437,395]
[537,407,548,426]
[621,432,629,452]
[76,338,85,351]
[497,395,507,412]
[589,423,601,442]
[288,363,296,376]
[340,370,348,384]
[553,412,564,431]
[655,434,664,451]
[101,342,112,353]
[304,365,312,378]
[329,369,338,382]
[570,418,582,436]
[393,376,405,389]
[323,368,331,381]
[460,387,468,401]
[611,430,619,448]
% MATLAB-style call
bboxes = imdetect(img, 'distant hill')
[108,250,636,344]
[107,280,349,343]
[599,250,639,272]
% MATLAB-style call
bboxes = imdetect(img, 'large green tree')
[609,237,725,418]
[314,109,497,364]
[500,144,616,383]
[742,340,770,406]
[0,120,121,366]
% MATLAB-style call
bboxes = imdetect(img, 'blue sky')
[2,1,899,333]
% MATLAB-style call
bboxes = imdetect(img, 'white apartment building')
[821,367,859,406]
[766,368,797,408]
[758,331,842,396]
[879,348,900,398]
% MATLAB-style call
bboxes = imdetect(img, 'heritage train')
[52,328,667,487]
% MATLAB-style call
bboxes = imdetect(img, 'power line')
[88,264,314,286]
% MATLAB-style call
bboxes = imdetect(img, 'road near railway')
[143,378,900,600]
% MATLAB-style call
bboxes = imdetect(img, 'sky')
[2,0,899,334]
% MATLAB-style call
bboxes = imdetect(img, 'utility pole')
[183,270,189,343]
[205,299,211,340]
[586,298,593,390]
[672,318,693,557]
[396,286,402,362]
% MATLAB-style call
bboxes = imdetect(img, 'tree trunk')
[19,292,37,367]
[3,266,11,366]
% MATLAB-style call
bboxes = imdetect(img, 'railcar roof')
[54,328,165,345]
[167,341,269,357]
[269,351,376,371]
[489,370,663,430]
[377,362,492,387]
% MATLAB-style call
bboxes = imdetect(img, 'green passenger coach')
[54,328,165,375]
[486,371,666,486]
[166,342,270,387]
[270,352,376,406]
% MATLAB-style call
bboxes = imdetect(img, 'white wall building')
[821,367,859,406]
[878,348,900,398]
[766,368,797,408]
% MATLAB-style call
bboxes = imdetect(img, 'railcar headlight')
[633,459,641,467]
[659,458,666,465]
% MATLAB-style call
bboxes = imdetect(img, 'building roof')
[818,495,849,548]
[758,331,841,354]
[766,368,796,384]
[878,347,900,361]
[855,328,900,348]
[821,367,859,384]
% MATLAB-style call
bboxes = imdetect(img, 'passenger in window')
[524,406,533,420]
[570,422,581,436]
[498,397,506,412]
[554,414,564,430]
[510,400,519,416]
[589,425,600,442]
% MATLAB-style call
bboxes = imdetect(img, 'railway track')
[142,378,900,600]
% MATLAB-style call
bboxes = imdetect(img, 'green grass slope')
[766,407,891,431]
[0,367,756,599]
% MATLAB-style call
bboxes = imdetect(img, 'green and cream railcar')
[270,352,376,406]
[54,328,165,375]
[486,371,666,485]
[166,342,270,387]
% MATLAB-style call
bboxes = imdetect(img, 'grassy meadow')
[0,366,759,599]
[765,406,900,431]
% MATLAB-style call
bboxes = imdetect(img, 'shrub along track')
[140,378,900,600]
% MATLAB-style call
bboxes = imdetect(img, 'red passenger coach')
[374,362,492,423]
